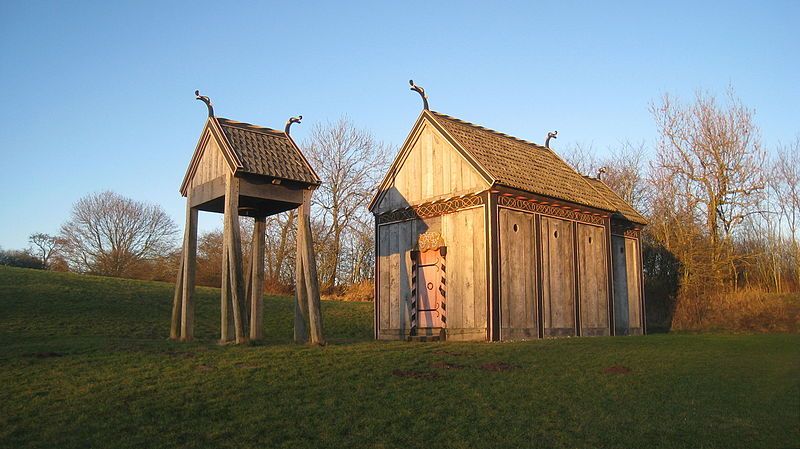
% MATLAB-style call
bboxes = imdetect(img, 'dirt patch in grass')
[392,369,440,380]
[196,364,214,372]
[603,365,632,375]
[27,352,64,358]
[432,350,468,357]
[165,351,197,359]
[480,362,517,372]
[234,363,259,369]
[432,361,466,370]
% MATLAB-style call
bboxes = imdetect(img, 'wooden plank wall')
[191,138,228,189]
[540,216,577,337]
[624,237,643,335]
[377,207,487,341]
[577,224,610,336]
[441,207,487,341]
[375,122,488,213]
[498,209,538,339]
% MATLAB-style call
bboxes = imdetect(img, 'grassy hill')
[1,266,798,449]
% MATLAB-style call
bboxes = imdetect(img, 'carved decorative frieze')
[377,194,484,224]
[497,195,606,225]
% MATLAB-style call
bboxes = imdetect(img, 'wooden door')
[540,216,576,336]
[417,249,444,328]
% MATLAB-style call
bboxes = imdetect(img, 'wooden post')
[220,236,232,343]
[294,218,309,343]
[250,217,266,340]
[180,200,198,342]
[299,190,325,345]
[244,241,253,325]
[170,251,184,340]
[224,174,249,344]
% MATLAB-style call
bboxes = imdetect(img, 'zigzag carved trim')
[612,228,641,238]
[497,195,606,226]
[377,194,484,224]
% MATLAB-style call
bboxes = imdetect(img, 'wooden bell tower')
[170,91,324,345]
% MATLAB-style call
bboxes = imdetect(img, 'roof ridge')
[216,117,286,137]
[430,110,548,150]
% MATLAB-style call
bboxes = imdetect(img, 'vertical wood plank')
[462,210,475,329]
[611,235,630,334]
[540,216,576,336]
[399,219,413,335]
[388,223,400,330]
[578,224,609,336]
[424,130,434,199]
[378,225,391,333]
[625,237,642,333]
[472,207,487,332]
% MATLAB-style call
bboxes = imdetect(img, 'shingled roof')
[584,177,648,225]
[214,118,319,185]
[428,111,616,212]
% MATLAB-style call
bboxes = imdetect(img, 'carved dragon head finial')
[545,130,558,148]
[285,115,303,135]
[409,79,429,110]
[597,166,608,180]
[195,90,214,117]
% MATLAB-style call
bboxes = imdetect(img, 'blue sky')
[0,1,798,249]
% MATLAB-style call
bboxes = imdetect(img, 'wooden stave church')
[369,108,647,342]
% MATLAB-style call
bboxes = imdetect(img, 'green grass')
[0,266,798,449]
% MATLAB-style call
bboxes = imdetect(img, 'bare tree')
[650,89,766,289]
[303,116,390,290]
[561,142,599,177]
[601,141,648,212]
[28,233,60,269]
[59,191,178,277]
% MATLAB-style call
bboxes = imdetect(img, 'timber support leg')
[250,217,266,340]
[299,190,325,345]
[180,200,198,342]
[224,173,248,344]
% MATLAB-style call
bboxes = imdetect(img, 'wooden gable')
[371,113,491,214]
[180,118,239,196]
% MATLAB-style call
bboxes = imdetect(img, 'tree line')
[3,117,389,301]
[562,89,799,330]
[3,89,797,329]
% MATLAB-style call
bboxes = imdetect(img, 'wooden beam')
[250,217,266,340]
[189,176,226,209]
[180,200,198,342]
[299,190,325,345]
[294,215,309,343]
[224,174,248,344]
[170,248,184,340]
[239,177,304,205]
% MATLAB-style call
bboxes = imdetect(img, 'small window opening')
[554,230,559,238]
[588,236,593,244]
[513,224,519,232]
[620,247,624,254]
